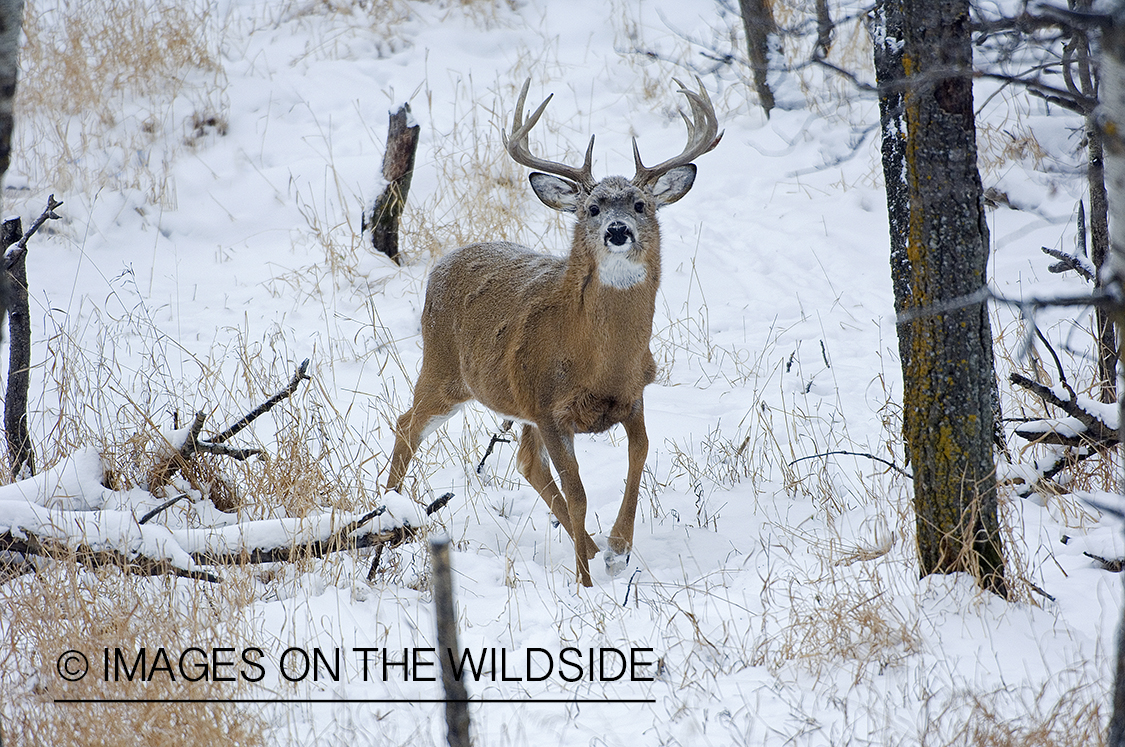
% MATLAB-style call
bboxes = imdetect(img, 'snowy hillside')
[0,0,1118,744]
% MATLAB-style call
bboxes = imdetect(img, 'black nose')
[605,222,633,246]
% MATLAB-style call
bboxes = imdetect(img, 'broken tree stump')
[363,103,421,265]
[3,196,62,478]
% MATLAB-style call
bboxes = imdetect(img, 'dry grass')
[1,563,267,746]
[402,75,571,264]
[978,120,1051,178]
[14,0,227,209]
[922,680,1106,747]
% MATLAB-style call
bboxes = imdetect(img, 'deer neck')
[561,237,660,365]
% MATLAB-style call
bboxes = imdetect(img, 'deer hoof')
[604,548,631,577]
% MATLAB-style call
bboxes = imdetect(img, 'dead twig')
[209,358,311,445]
[137,493,189,525]
[3,194,62,269]
[1085,551,1124,572]
[1009,372,1118,444]
[476,420,513,474]
[788,450,912,478]
[1042,245,1096,282]
[148,360,312,496]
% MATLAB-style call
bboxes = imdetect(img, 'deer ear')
[529,173,580,213]
[651,164,697,208]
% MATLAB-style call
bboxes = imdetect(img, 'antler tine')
[632,76,722,189]
[503,78,597,191]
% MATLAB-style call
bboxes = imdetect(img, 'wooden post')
[363,104,421,265]
[431,539,470,747]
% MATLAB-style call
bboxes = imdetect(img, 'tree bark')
[738,0,778,117]
[363,104,420,265]
[814,0,835,59]
[874,0,1006,597]
[3,215,32,479]
[1100,7,1125,743]
[0,0,23,195]
[1089,119,1117,403]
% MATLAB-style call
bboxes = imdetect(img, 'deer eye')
[588,204,600,217]
[634,201,645,213]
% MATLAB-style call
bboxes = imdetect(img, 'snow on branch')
[0,453,434,581]
[1010,372,1119,446]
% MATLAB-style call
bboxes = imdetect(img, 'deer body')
[387,80,719,587]
[424,238,658,431]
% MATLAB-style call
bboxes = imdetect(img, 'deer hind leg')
[386,368,467,492]
[606,400,648,575]
[517,424,599,563]
[535,423,601,587]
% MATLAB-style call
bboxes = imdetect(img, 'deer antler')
[631,77,722,189]
[503,78,597,192]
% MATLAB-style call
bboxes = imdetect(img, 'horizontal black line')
[54,698,656,704]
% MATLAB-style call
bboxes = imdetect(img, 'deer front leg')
[538,423,595,587]
[606,400,647,576]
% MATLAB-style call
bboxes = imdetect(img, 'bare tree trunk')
[874,0,1006,597]
[0,0,23,195]
[363,104,420,265]
[738,0,778,117]
[814,0,834,59]
[1090,119,1117,403]
[1057,0,1117,402]
[0,0,25,332]
[1100,6,1125,742]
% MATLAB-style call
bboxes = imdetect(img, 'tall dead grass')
[1,563,267,746]
[14,0,227,208]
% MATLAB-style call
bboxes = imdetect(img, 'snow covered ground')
[0,0,1120,744]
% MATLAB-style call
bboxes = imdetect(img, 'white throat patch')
[597,253,647,289]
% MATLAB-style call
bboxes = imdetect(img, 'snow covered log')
[0,448,431,581]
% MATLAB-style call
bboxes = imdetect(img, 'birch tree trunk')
[874,0,1006,597]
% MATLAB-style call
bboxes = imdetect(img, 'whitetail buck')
[387,78,720,587]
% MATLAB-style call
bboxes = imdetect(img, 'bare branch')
[788,449,912,478]
[425,492,454,516]
[476,420,513,475]
[1043,245,1096,281]
[3,194,63,269]
[1033,327,1077,402]
[138,493,188,525]
[976,70,1097,113]
[1009,372,1118,443]
[1084,551,1124,572]
[210,359,310,445]
[193,442,262,461]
